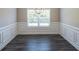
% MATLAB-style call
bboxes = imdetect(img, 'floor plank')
[2,35,77,51]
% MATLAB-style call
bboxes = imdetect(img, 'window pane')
[28,23,38,26]
[27,8,50,27]
[27,9,38,26]
[39,9,50,27]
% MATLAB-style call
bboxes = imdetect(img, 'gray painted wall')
[0,8,17,28]
[60,8,79,28]
[1,8,79,29]
[17,8,60,22]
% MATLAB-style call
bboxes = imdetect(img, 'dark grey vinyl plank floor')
[2,35,77,51]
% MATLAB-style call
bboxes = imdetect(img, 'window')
[27,8,50,27]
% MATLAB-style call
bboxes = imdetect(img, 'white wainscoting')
[0,32,2,46]
[0,23,17,50]
[17,22,59,34]
[60,23,79,50]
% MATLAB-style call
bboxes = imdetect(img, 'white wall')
[60,23,79,50]
[0,8,17,50]
[17,22,59,34]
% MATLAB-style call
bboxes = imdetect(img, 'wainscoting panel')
[0,32,2,46]
[65,27,75,43]
[76,32,79,45]
[0,23,17,50]
[17,22,59,34]
[75,32,79,49]
[60,23,79,50]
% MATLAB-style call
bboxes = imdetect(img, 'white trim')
[0,23,17,31]
[61,23,79,31]
[60,23,79,50]
[17,22,59,34]
[0,32,2,44]
[0,23,17,50]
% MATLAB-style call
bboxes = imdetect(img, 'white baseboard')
[0,23,17,50]
[60,23,79,50]
[17,22,59,34]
